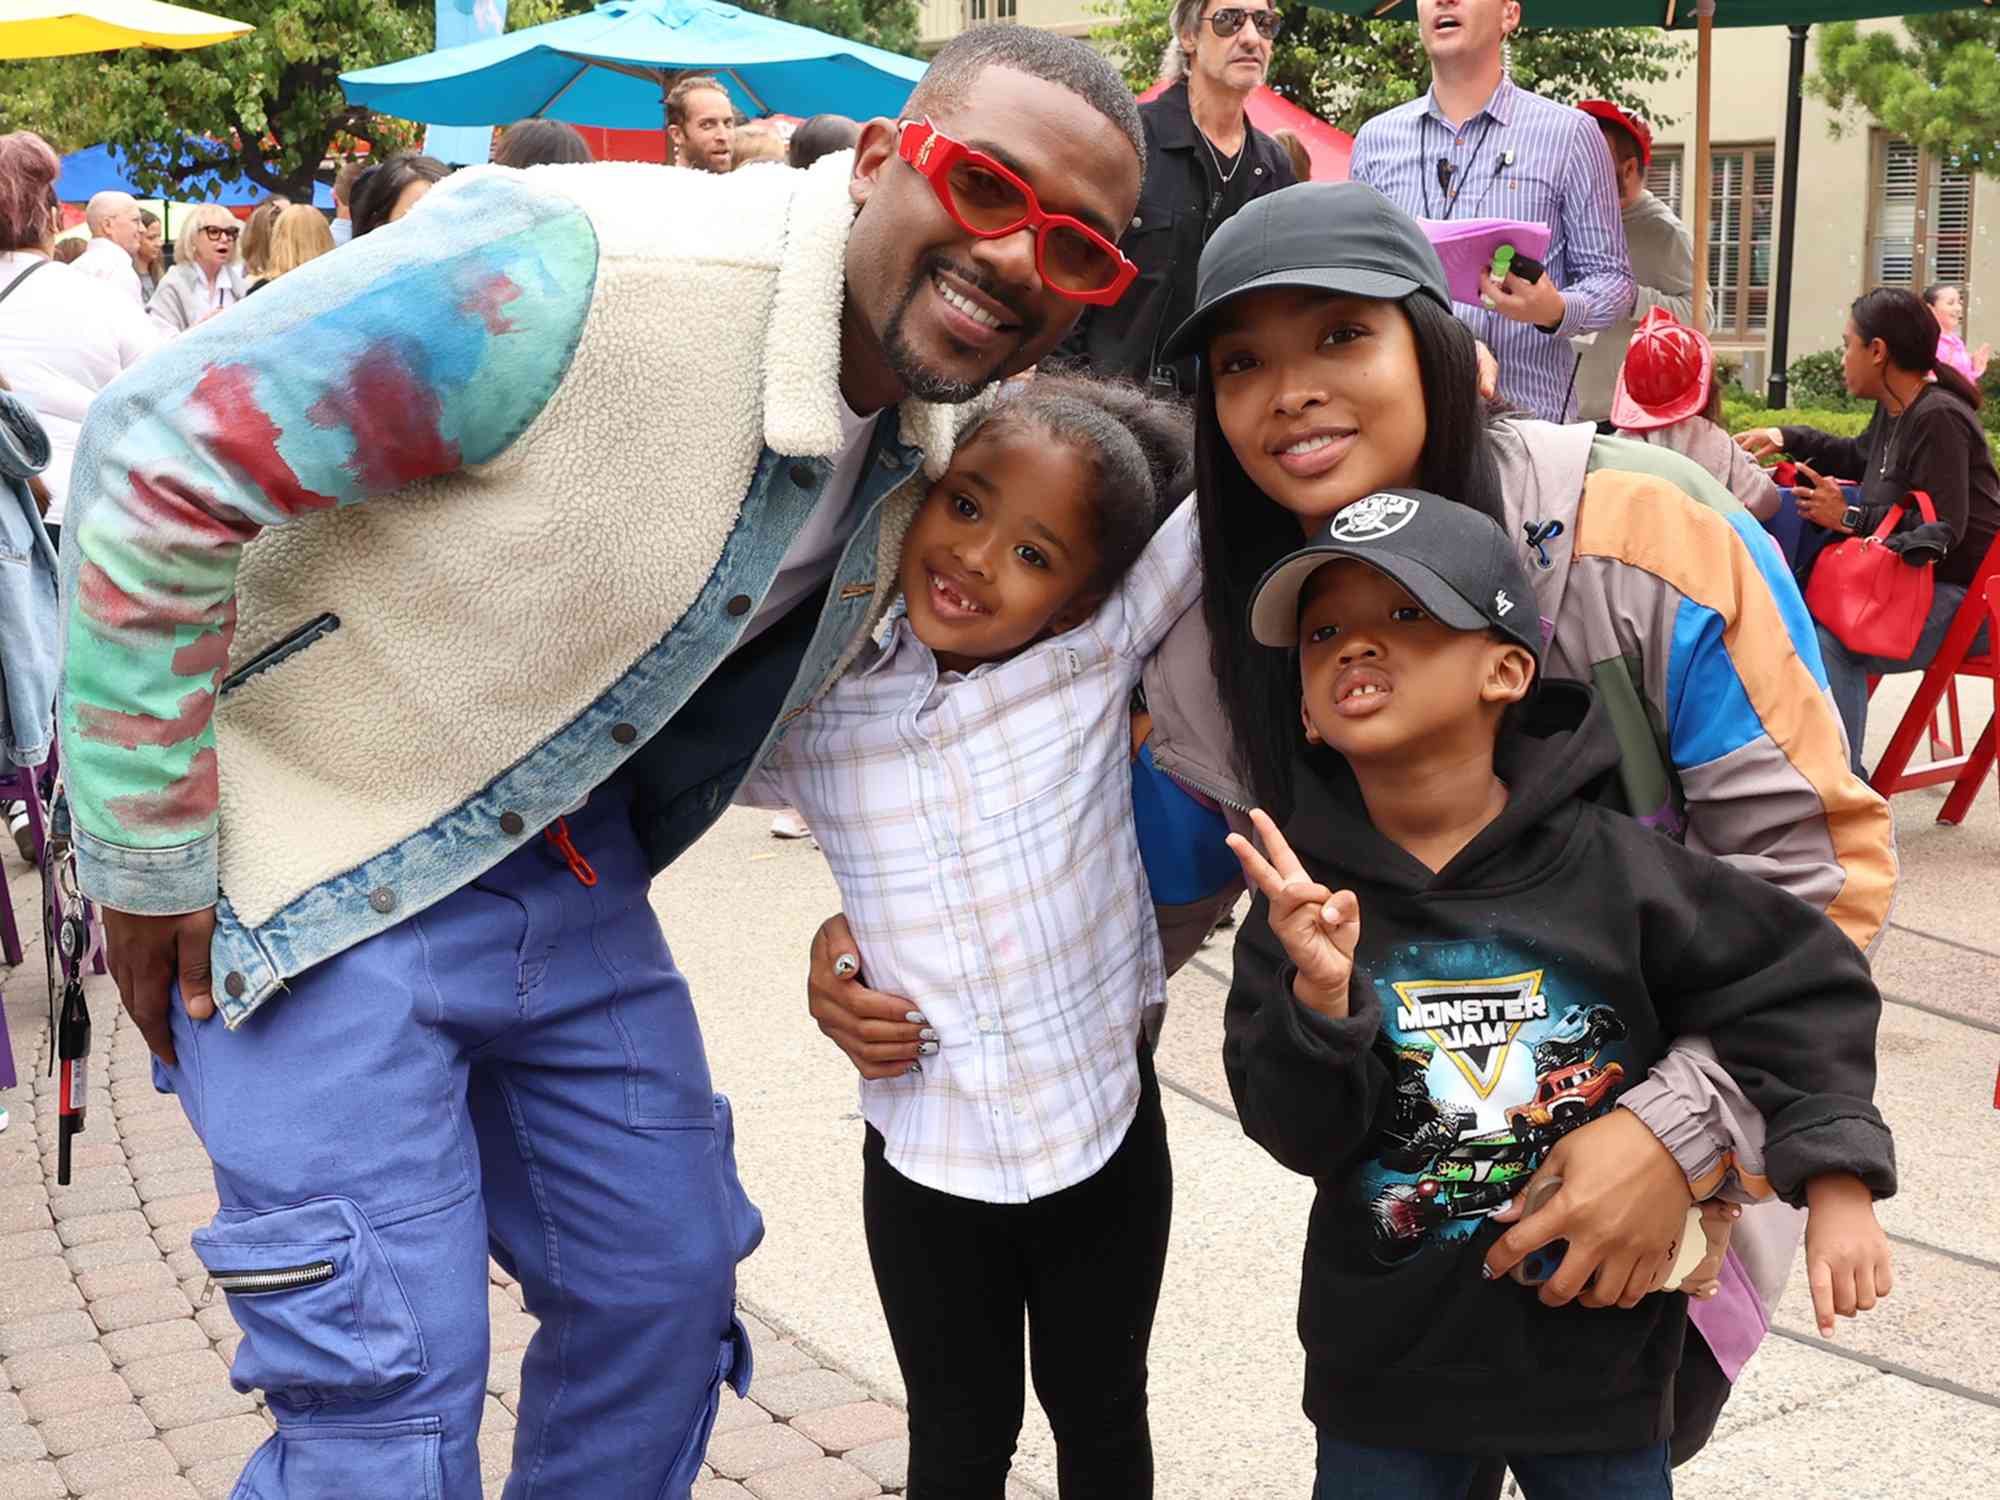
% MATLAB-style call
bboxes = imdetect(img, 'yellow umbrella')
[0,0,253,59]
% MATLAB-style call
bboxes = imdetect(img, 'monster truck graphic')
[1364,1002,1632,1261]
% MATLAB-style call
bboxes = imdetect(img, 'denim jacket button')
[726,594,752,617]
[369,887,397,914]
[223,972,246,998]
[499,811,525,836]
[787,462,816,489]
[611,722,638,745]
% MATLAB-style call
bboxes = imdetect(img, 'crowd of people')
[0,4,1988,1498]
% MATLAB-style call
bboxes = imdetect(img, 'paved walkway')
[0,861,950,1500]
[5,674,1995,1498]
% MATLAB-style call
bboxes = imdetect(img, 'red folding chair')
[1868,542,2000,824]
[1937,573,2000,826]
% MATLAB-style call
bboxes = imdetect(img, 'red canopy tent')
[1136,81,1352,181]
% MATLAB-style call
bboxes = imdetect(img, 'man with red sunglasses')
[1053,0,1294,396]
[63,23,1144,1500]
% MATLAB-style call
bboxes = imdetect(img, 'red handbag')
[1805,489,1938,659]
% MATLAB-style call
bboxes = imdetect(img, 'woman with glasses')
[147,204,248,334]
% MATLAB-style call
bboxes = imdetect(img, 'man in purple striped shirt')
[1349,0,1634,420]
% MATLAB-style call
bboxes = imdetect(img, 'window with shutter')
[1868,132,1977,307]
[1871,137,1920,287]
[1645,149,1683,218]
[1706,145,1776,340]
[1931,158,1973,292]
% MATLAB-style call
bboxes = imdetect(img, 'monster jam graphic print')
[1359,942,1631,1264]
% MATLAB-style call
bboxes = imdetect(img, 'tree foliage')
[741,0,921,58]
[1093,0,1683,135]
[1808,16,2000,177]
[0,0,587,203]
[0,0,918,205]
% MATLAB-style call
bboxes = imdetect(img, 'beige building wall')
[1628,21,1995,394]
[919,0,1099,51]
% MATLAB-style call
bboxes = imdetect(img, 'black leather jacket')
[1052,81,1294,396]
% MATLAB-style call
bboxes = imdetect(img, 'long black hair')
[1194,292,1507,817]
[1853,286,1983,413]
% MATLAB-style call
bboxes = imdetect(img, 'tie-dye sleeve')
[59,173,600,915]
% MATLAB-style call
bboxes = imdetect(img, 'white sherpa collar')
[760,150,967,480]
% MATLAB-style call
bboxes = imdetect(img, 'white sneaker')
[770,809,812,840]
[0,1105,9,1134]
[6,803,30,864]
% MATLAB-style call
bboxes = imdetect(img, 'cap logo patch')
[1495,590,1515,616]
[1328,492,1419,543]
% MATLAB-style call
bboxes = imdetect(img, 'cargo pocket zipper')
[205,1260,337,1300]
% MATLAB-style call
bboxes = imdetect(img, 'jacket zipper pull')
[542,817,598,888]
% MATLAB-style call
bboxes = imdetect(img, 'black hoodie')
[1223,680,1895,1455]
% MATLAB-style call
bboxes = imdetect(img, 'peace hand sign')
[1226,808,1362,1018]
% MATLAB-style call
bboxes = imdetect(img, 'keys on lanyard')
[55,972,91,1185]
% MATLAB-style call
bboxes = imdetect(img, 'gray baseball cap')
[1248,488,1543,673]
[1158,181,1453,366]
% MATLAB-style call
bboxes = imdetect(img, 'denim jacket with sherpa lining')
[59,154,974,1024]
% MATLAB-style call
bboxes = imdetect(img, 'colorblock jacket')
[59,155,967,1025]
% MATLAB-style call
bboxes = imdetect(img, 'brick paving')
[0,868,932,1500]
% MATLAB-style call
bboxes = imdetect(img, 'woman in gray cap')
[1145,179,1893,1488]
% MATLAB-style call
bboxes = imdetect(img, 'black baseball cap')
[1158,182,1452,365]
[1248,489,1542,672]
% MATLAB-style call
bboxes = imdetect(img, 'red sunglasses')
[897,119,1137,307]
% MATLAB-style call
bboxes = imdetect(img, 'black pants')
[1461,1334,1732,1497]
[862,1046,1173,1500]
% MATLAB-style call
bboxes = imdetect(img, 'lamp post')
[1766,23,1810,408]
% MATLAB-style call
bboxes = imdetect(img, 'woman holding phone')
[1738,287,1999,774]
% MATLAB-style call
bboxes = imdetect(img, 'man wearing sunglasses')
[59,24,1144,1500]
[1052,0,1294,396]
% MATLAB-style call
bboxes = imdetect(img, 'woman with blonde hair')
[147,203,247,333]
[245,204,334,295]
[238,195,289,281]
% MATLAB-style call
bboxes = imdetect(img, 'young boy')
[1221,490,1896,1500]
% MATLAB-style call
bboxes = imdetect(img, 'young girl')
[740,376,1196,1498]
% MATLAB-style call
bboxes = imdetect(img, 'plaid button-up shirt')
[744,502,1200,1202]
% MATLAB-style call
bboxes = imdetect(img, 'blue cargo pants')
[154,783,763,1499]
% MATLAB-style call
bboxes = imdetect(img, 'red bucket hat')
[1611,308,1713,432]
[1577,99,1652,170]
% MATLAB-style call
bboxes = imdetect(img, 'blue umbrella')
[339,0,927,133]
[59,138,335,209]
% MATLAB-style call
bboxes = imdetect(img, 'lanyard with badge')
[1423,112,1505,221]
